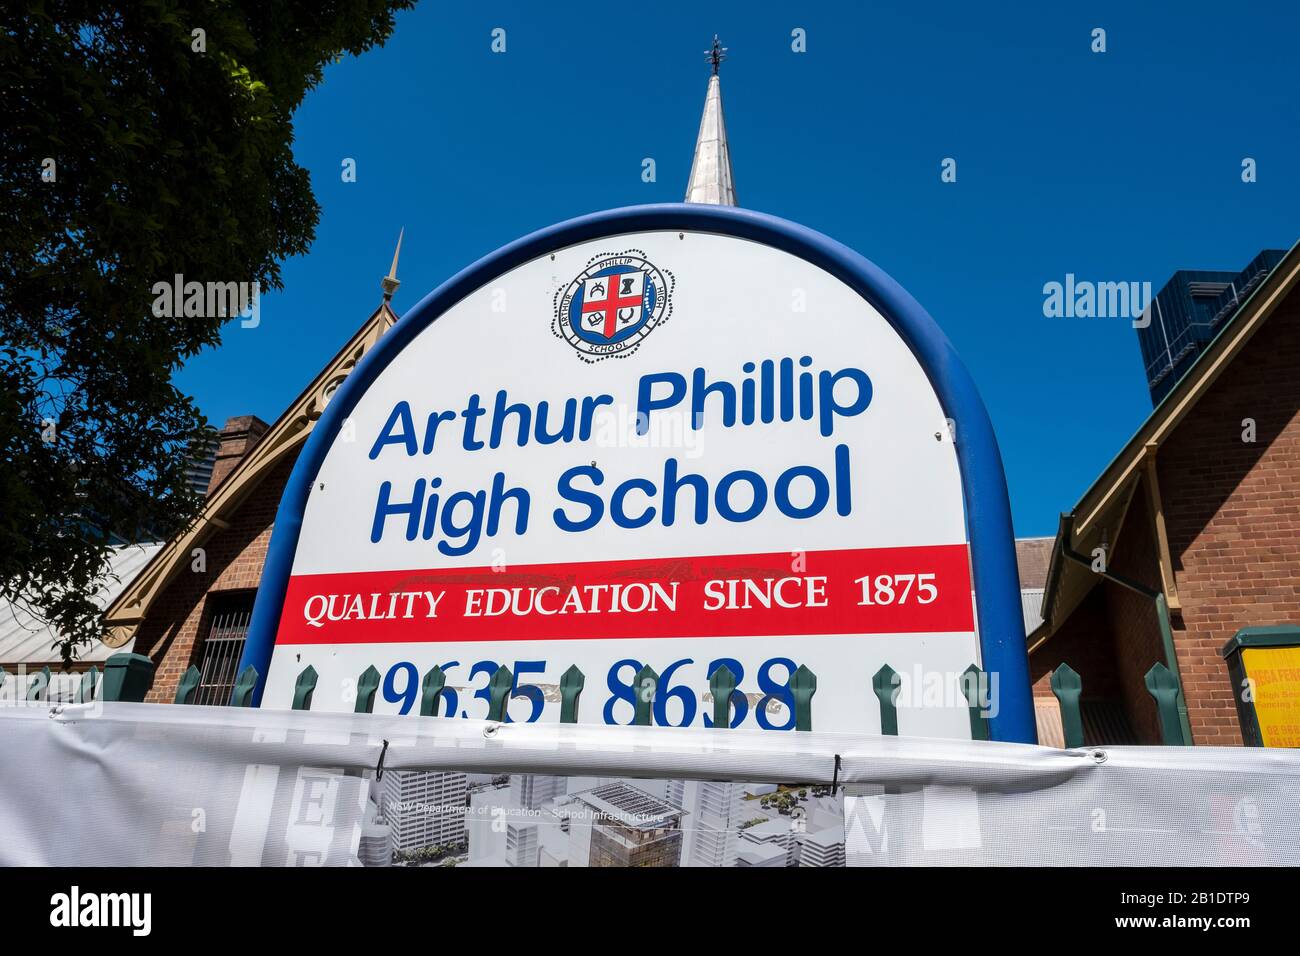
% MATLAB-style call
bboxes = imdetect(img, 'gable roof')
[101,302,398,647]
[1031,240,1300,648]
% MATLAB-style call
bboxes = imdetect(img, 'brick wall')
[134,453,298,702]
[1156,295,1300,746]
[207,415,270,495]
[1028,289,1299,747]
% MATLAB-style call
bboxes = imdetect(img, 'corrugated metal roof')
[0,541,163,665]
[1021,588,1045,636]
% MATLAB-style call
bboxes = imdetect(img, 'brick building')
[101,289,399,704]
[1028,241,1300,746]
[88,77,1295,744]
[95,238,1300,743]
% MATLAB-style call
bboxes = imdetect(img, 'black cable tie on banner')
[831,753,842,796]
[375,739,390,780]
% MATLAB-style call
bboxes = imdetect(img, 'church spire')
[684,36,737,206]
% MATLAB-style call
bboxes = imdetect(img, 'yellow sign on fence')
[1242,646,1300,748]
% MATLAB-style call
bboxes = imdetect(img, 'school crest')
[552,250,674,361]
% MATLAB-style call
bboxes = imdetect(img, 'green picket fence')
[15,655,1185,743]
[162,657,997,737]
[5,653,994,736]
[10,652,1187,745]
[0,653,152,705]
[1048,660,1188,747]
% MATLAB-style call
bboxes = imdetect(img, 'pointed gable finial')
[706,35,727,75]
[381,228,403,302]
[685,38,737,206]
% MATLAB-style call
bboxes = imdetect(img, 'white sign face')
[264,231,981,737]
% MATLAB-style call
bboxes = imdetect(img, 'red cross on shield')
[580,271,646,339]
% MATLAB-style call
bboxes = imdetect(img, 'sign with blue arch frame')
[239,203,1036,744]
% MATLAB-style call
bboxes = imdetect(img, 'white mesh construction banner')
[0,702,1296,867]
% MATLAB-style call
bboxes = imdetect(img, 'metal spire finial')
[381,228,403,302]
[685,38,736,205]
[706,35,727,75]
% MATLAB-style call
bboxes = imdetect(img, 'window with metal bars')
[193,593,254,706]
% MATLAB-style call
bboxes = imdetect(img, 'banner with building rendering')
[2,702,1295,867]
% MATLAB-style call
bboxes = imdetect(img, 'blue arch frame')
[239,203,1036,743]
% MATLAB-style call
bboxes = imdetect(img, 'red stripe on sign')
[274,541,972,647]
[274,544,973,646]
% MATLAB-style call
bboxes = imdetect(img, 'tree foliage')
[0,1,415,663]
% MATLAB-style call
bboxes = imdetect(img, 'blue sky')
[176,0,1298,537]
